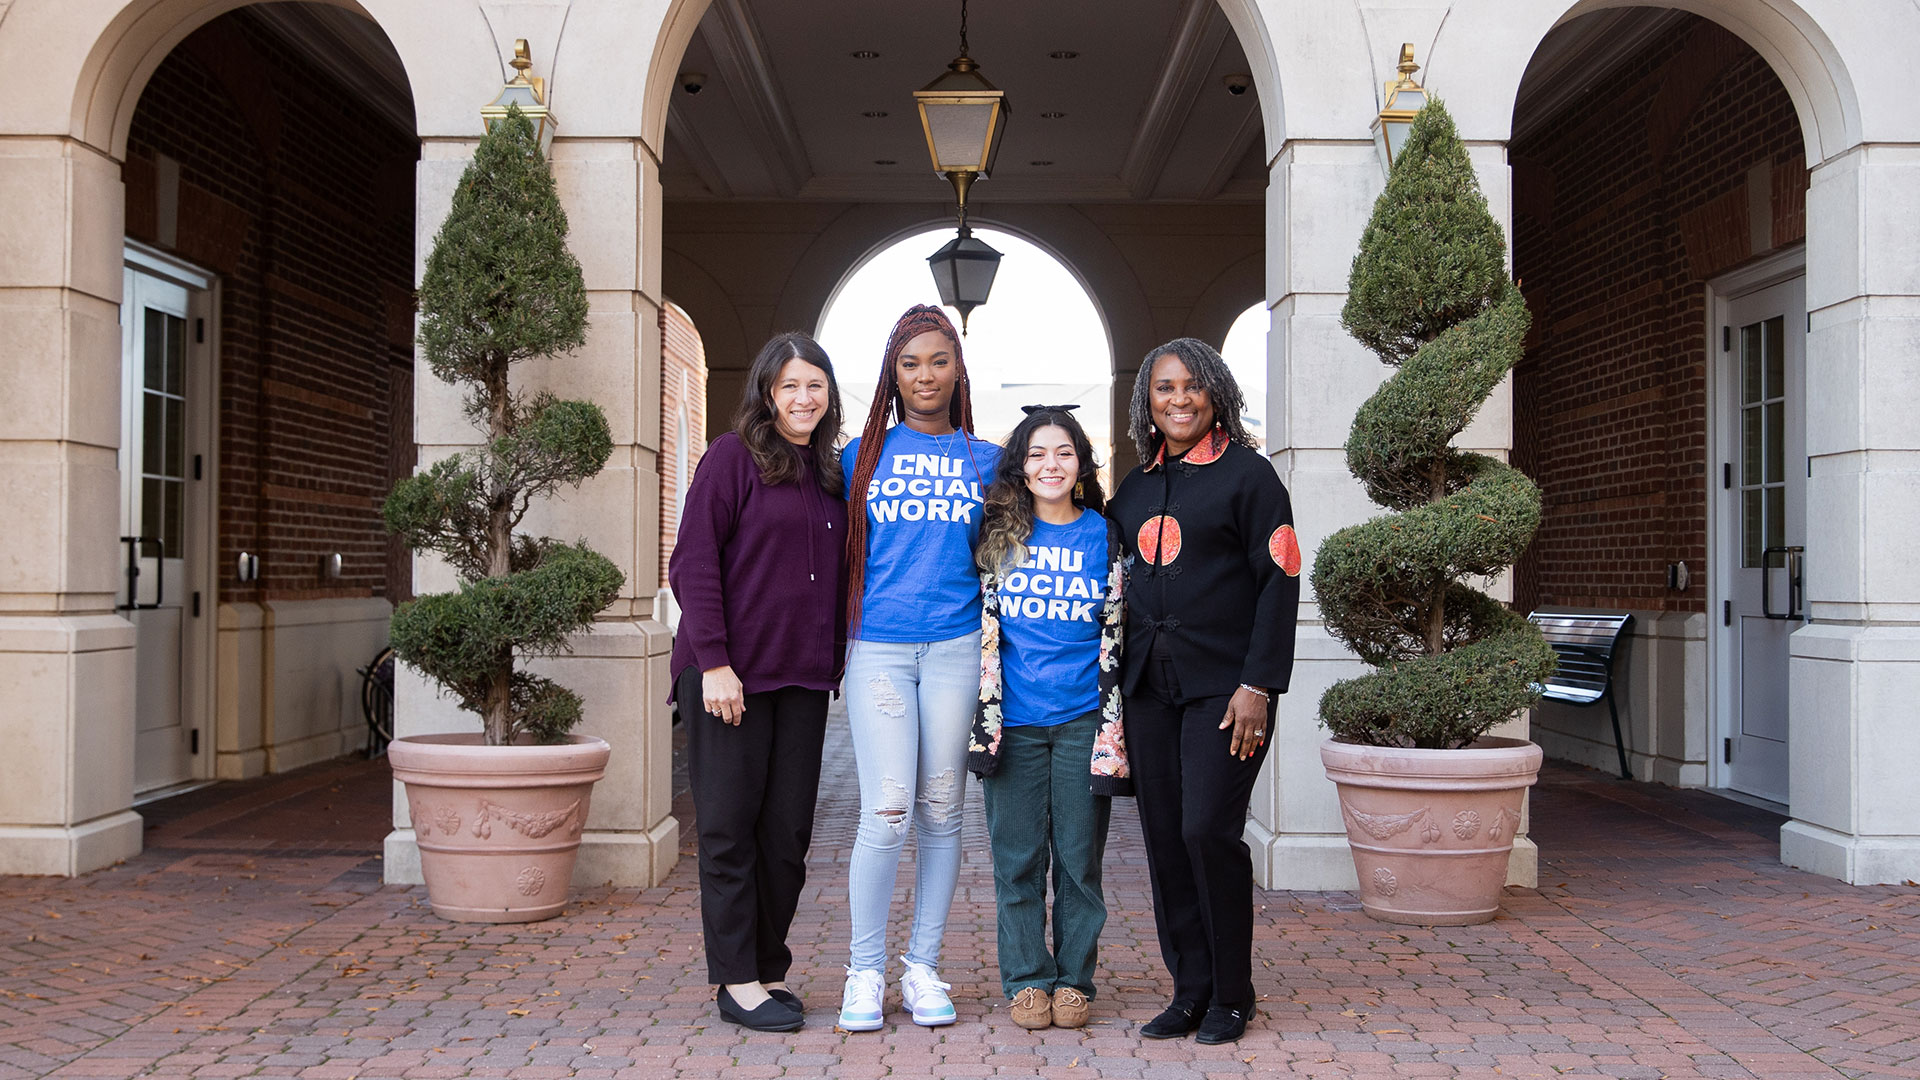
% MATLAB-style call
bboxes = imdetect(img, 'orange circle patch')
[1138,515,1182,565]
[1269,524,1302,576]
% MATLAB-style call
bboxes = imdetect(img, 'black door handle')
[1761,545,1804,621]
[118,535,166,610]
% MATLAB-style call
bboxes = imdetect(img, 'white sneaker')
[898,958,956,1026]
[838,967,885,1031]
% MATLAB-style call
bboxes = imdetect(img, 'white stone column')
[1247,138,1536,890]
[0,136,144,875]
[1781,142,1920,885]
[383,135,678,888]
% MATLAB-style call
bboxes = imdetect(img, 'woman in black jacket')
[1105,337,1301,1046]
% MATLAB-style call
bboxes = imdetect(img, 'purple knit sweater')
[667,433,848,698]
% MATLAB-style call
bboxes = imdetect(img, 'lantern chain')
[959,0,969,58]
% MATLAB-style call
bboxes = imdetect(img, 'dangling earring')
[1073,481,1085,502]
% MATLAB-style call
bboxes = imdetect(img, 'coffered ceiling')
[662,0,1268,203]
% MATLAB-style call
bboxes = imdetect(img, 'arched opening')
[1218,301,1269,450]
[116,2,418,792]
[818,225,1113,467]
[658,0,1270,481]
[1510,7,1808,804]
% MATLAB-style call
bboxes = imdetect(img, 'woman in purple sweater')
[668,331,848,1032]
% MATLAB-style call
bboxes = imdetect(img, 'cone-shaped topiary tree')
[1311,100,1558,749]
[385,105,624,746]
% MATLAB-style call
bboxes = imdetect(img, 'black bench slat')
[1528,611,1634,780]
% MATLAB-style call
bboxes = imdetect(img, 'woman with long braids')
[968,405,1130,1031]
[1106,338,1301,1046]
[837,304,998,1031]
[669,331,847,1032]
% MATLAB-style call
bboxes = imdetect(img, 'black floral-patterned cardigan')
[967,514,1132,797]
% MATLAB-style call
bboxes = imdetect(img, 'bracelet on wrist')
[1238,683,1270,700]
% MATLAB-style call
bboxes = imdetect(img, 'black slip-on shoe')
[716,986,804,1032]
[1140,999,1207,1039]
[766,988,803,1011]
[1194,1003,1254,1045]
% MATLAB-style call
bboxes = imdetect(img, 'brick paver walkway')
[4,709,1918,1079]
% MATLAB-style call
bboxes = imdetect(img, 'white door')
[1714,276,1805,805]
[121,267,206,793]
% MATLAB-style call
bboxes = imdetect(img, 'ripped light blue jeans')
[843,632,982,974]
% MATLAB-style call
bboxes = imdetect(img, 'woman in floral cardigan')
[967,405,1130,1032]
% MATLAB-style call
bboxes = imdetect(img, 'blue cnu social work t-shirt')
[843,425,1000,643]
[999,511,1108,727]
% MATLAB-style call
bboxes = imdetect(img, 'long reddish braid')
[845,304,981,636]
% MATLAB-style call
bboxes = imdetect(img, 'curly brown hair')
[977,408,1105,574]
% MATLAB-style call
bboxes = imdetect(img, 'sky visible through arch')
[817,226,1268,466]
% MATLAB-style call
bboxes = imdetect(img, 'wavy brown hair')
[734,331,843,493]
[844,304,981,634]
[977,407,1105,574]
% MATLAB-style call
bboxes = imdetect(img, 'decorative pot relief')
[434,807,462,836]
[1486,806,1521,842]
[471,798,582,840]
[515,867,546,896]
[1371,867,1398,896]
[1343,803,1443,844]
[1452,809,1481,839]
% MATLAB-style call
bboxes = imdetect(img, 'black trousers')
[1122,656,1273,1009]
[677,665,829,985]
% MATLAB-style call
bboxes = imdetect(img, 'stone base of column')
[384,820,681,888]
[1781,819,1920,885]
[0,811,143,876]
[1249,823,1540,891]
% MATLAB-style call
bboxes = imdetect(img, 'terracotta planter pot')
[1320,737,1543,926]
[389,733,611,923]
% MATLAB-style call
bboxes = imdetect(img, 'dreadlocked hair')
[844,304,980,635]
[977,408,1106,575]
[1127,336,1258,465]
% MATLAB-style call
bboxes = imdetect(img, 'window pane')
[144,309,166,391]
[1744,488,1763,568]
[1766,485,1785,553]
[163,397,184,478]
[1764,315,1785,401]
[1742,405,1762,486]
[1741,323,1762,404]
[142,394,165,476]
[1765,401,1784,484]
[163,479,184,558]
[141,476,164,544]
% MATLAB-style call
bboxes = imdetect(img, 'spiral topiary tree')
[384,105,624,747]
[1311,100,1558,750]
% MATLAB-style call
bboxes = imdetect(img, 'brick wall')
[658,302,710,585]
[1512,16,1805,615]
[123,11,418,605]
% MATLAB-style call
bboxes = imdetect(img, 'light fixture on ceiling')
[874,159,898,166]
[1039,111,1067,119]
[481,39,557,157]
[1049,50,1079,60]
[915,0,1008,333]
[851,50,881,59]
[1373,43,1428,171]
[863,110,890,118]
[1029,160,1054,167]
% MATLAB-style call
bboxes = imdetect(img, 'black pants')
[678,665,829,985]
[1123,656,1273,1009]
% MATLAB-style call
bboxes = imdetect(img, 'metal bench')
[1527,611,1634,780]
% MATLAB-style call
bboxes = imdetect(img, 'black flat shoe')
[1195,1003,1253,1045]
[716,986,803,1032]
[766,988,803,1011]
[1140,999,1207,1039]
